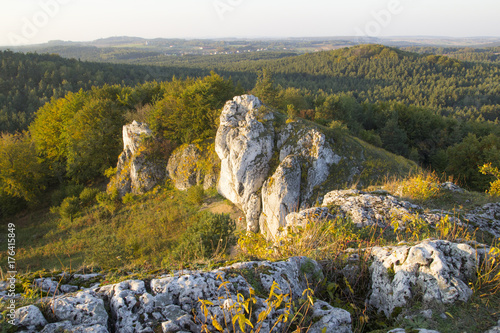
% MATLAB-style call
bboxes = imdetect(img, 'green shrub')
[59,196,80,221]
[96,190,120,215]
[122,192,137,204]
[79,187,100,207]
[187,185,205,205]
[51,184,85,206]
[173,212,236,261]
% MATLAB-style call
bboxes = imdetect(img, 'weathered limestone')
[308,300,352,333]
[49,290,108,327]
[166,143,219,191]
[110,121,166,197]
[369,239,477,317]
[14,305,48,331]
[321,189,443,228]
[277,123,341,204]
[260,156,302,238]
[215,95,275,232]
[215,95,342,238]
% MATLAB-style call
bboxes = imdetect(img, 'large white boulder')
[321,189,443,228]
[369,239,477,317]
[215,95,275,232]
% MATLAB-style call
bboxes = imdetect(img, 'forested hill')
[2,45,500,133]
[0,51,215,132]
[199,45,500,122]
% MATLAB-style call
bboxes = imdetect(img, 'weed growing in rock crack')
[473,241,500,294]
[196,274,315,333]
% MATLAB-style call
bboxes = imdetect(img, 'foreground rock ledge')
[13,257,352,333]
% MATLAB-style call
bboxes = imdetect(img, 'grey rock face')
[284,207,334,234]
[151,257,324,333]
[260,156,302,239]
[14,305,48,331]
[321,189,443,228]
[166,144,219,191]
[215,95,275,232]
[111,121,166,197]
[49,290,108,327]
[277,123,341,204]
[465,203,500,238]
[308,300,352,333]
[322,189,418,227]
[215,95,343,238]
[369,239,477,317]
[40,321,109,333]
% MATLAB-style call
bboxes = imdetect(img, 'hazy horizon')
[2,0,500,46]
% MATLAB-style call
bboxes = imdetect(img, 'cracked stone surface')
[369,239,477,317]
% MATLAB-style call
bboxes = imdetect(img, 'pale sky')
[1,0,499,46]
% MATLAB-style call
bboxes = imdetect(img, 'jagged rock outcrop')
[13,257,353,333]
[215,95,344,237]
[110,121,166,197]
[465,203,500,238]
[276,122,341,203]
[49,290,109,328]
[216,95,275,232]
[166,143,219,191]
[260,156,302,238]
[369,239,477,317]
[321,189,446,228]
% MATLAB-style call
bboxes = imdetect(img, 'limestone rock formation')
[14,305,48,331]
[260,156,302,238]
[369,239,477,317]
[13,257,348,333]
[49,290,109,328]
[215,95,345,237]
[215,95,275,232]
[166,143,219,191]
[110,121,165,197]
[465,202,500,238]
[321,189,444,228]
[284,207,334,235]
[308,300,352,333]
[277,122,341,204]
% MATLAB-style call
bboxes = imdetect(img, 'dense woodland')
[0,50,217,132]
[0,45,500,216]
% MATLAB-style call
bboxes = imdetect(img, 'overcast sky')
[1,0,499,45]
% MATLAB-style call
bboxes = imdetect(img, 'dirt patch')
[202,200,245,229]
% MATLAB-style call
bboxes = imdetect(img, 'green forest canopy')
[1,45,500,215]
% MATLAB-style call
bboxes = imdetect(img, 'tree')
[446,134,500,190]
[0,132,46,202]
[251,69,278,107]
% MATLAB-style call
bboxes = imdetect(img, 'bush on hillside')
[173,212,236,261]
